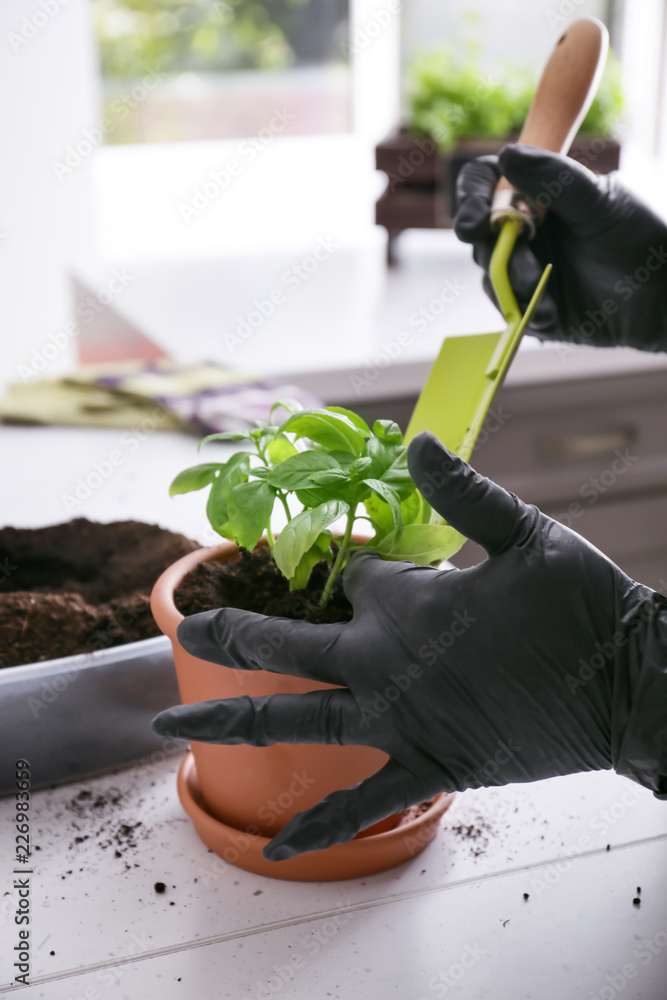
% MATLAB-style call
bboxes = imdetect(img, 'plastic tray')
[0,636,187,796]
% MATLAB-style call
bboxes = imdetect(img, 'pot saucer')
[177,751,456,882]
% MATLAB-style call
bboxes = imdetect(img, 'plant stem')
[320,508,355,608]
[265,513,274,551]
[278,492,292,522]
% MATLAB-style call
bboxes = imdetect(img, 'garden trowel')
[404,16,609,462]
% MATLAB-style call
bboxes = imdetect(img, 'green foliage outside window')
[91,0,348,77]
[407,39,625,151]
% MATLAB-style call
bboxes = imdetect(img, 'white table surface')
[1,423,667,997]
[0,755,666,998]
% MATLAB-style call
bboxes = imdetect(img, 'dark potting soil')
[0,518,199,668]
[174,543,354,625]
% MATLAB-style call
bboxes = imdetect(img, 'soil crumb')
[0,518,198,668]
[450,815,495,856]
[64,785,148,861]
[398,800,435,825]
[174,543,353,625]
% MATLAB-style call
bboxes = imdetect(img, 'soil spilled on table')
[174,543,354,625]
[0,518,198,668]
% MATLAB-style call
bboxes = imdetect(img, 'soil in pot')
[174,543,354,625]
[0,518,199,668]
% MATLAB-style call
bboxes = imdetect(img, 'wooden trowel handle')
[490,17,609,235]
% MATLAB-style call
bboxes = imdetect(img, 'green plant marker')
[405,222,551,458]
[403,218,552,558]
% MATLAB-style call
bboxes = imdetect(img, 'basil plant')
[170,401,465,607]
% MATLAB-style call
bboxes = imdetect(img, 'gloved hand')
[454,143,667,352]
[152,432,667,861]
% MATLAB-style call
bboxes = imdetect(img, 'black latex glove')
[454,143,667,352]
[152,433,667,861]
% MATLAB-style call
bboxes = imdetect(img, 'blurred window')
[91,0,351,143]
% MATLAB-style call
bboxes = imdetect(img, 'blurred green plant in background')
[407,39,625,150]
[91,0,348,77]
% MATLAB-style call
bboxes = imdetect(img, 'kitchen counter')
[1,754,666,997]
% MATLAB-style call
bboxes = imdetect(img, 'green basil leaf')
[278,411,366,455]
[372,419,403,443]
[250,423,273,443]
[288,531,332,591]
[169,463,222,497]
[328,451,356,470]
[428,504,445,525]
[227,480,276,551]
[205,452,251,536]
[274,500,349,579]
[267,451,339,490]
[363,493,393,539]
[380,451,414,499]
[347,456,373,481]
[363,478,404,540]
[400,489,426,527]
[266,434,298,464]
[222,450,252,475]
[376,523,466,564]
[197,431,251,452]
[294,486,338,507]
[366,435,403,479]
[310,468,349,486]
[325,406,372,436]
[298,482,369,507]
[271,398,304,418]
[364,488,422,540]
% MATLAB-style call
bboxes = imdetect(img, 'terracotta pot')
[151,539,455,880]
